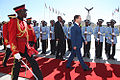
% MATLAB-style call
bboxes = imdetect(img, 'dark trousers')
[95,41,103,58]
[83,41,91,57]
[56,40,66,59]
[63,40,66,56]
[35,38,39,50]
[50,40,56,55]
[11,47,43,80]
[105,38,108,54]
[3,48,12,65]
[46,39,48,50]
[66,48,89,69]
[67,39,72,51]
[29,41,35,47]
[0,38,2,45]
[41,40,47,54]
[107,43,116,58]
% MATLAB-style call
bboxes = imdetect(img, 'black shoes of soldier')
[3,63,7,67]
[84,68,92,71]
[66,66,75,69]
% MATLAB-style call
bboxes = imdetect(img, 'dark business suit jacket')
[71,23,84,48]
[54,21,65,41]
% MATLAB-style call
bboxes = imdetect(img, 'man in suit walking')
[54,16,66,60]
[66,15,92,71]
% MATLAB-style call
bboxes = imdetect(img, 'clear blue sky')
[0,0,120,25]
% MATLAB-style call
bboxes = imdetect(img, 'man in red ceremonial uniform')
[2,14,16,67]
[9,4,43,80]
[26,17,37,47]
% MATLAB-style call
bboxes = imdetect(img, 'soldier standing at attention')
[49,20,56,55]
[106,19,119,60]
[94,19,105,59]
[82,19,93,58]
[105,22,111,57]
[33,20,40,50]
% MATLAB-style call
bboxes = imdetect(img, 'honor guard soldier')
[2,14,16,67]
[82,19,93,58]
[26,17,37,47]
[9,4,43,80]
[0,23,2,46]
[88,21,91,26]
[49,20,56,55]
[94,19,105,59]
[45,21,48,50]
[40,20,49,54]
[61,20,67,56]
[106,19,119,60]
[33,20,40,50]
[1,22,5,49]
[67,22,72,52]
[105,22,111,57]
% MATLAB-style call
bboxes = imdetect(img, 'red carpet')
[0,53,120,80]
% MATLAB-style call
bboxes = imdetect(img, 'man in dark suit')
[66,15,92,71]
[54,16,66,60]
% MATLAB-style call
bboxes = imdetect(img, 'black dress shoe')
[61,58,65,61]
[111,57,116,60]
[95,57,99,59]
[87,56,90,58]
[50,53,55,55]
[98,57,103,59]
[84,68,92,71]
[3,63,7,67]
[66,67,75,69]
[108,57,111,60]
[41,52,45,54]
[83,55,86,57]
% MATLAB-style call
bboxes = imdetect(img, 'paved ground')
[0,35,120,79]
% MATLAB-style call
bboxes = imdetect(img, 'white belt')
[6,45,10,48]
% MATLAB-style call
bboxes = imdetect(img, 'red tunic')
[27,24,36,43]
[3,22,9,45]
[9,18,38,56]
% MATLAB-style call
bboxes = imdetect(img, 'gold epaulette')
[5,39,8,44]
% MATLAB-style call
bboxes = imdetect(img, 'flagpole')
[44,1,45,20]
[44,5,45,20]
[49,10,50,22]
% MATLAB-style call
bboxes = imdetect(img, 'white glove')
[84,31,88,34]
[0,30,2,33]
[97,38,100,41]
[6,45,10,48]
[111,39,114,42]
[98,32,101,35]
[14,53,22,60]
[84,31,88,33]
[56,41,58,45]
[40,31,42,34]
[112,33,115,36]
[50,31,53,33]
